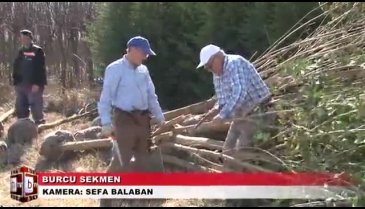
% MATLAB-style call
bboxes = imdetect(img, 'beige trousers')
[223,99,276,155]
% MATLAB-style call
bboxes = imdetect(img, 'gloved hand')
[100,124,113,138]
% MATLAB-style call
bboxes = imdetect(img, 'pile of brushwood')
[1,2,365,207]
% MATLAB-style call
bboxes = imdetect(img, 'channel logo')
[10,165,38,202]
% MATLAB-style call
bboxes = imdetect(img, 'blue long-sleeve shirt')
[213,54,271,119]
[98,55,165,126]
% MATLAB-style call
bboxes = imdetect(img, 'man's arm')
[34,47,46,86]
[98,65,120,126]
[146,71,165,123]
[12,50,22,85]
[218,60,248,119]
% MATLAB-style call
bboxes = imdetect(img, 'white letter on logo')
[24,176,34,194]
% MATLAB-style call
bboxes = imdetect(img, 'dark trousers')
[108,108,151,172]
[100,108,151,207]
[15,85,45,124]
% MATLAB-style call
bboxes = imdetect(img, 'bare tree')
[0,2,98,90]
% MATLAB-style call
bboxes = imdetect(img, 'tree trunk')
[70,26,80,88]
[57,30,67,91]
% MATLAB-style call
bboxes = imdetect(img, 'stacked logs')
[38,97,287,173]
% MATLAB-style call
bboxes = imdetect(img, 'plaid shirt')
[213,54,271,119]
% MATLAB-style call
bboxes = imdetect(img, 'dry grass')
[0,114,101,207]
[0,83,218,207]
[0,113,218,207]
[0,81,104,206]
[44,85,99,116]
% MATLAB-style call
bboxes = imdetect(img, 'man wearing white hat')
[196,44,274,155]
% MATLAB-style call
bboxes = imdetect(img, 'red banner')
[37,172,355,186]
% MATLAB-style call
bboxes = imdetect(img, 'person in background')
[13,29,47,125]
[196,44,275,156]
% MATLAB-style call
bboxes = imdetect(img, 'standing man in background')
[196,44,275,156]
[13,29,47,125]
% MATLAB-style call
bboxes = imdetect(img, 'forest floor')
[0,81,238,207]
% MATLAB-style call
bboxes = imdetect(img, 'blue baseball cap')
[127,36,156,56]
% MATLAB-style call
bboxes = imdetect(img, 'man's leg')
[235,121,256,150]
[133,114,150,172]
[15,85,30,119]
[28,86,45,124]
[223,121,240,156]
[236,104,278,151]
[100,110,137,207]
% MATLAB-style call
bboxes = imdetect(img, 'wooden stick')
[151,97,216,123]
[153,132,174,144]
[48,131,171,154]
[0,108,15,123]
[161,143,272,172]
[151,115,188,137]
[173,122,231,136]
[174,134,223,150]
[162,154,221,173]
[181,114,204,126]
[61,138,112,151]
[38,109,97,133]
[190,152,234,172]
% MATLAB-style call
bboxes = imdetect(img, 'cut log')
[233,151,290,170]
[173,121,231,136]
[151,115,189,137]
[174,135,223,150]
[162,154,221,173]
[39,130,76,161]
[181,114,204,126]
[190,152,234,172]
[151,97,216,124]
[290,200,352,207]
[62,138,112,151]
[154,133,223,151]
[74,126,102,141]
[156,134,288,168]
[38,109,97,133]
[153,132,174,144]
[161,143,272,172]
[0,108,15,123]
[39,132,174,161]
[7,118,38,145]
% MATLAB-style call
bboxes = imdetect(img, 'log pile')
[38,98,287,173]
[0,3,363,179]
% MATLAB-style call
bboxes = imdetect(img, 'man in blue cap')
[98,36,165,175]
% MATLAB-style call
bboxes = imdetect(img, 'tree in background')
[0,2,98,90]
[88,2,323,110]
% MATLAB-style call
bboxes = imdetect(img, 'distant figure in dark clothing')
[12,29,47,125]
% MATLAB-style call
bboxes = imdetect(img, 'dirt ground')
[0,84,235,207]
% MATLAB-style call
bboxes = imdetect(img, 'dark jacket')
[13,43,47,86]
